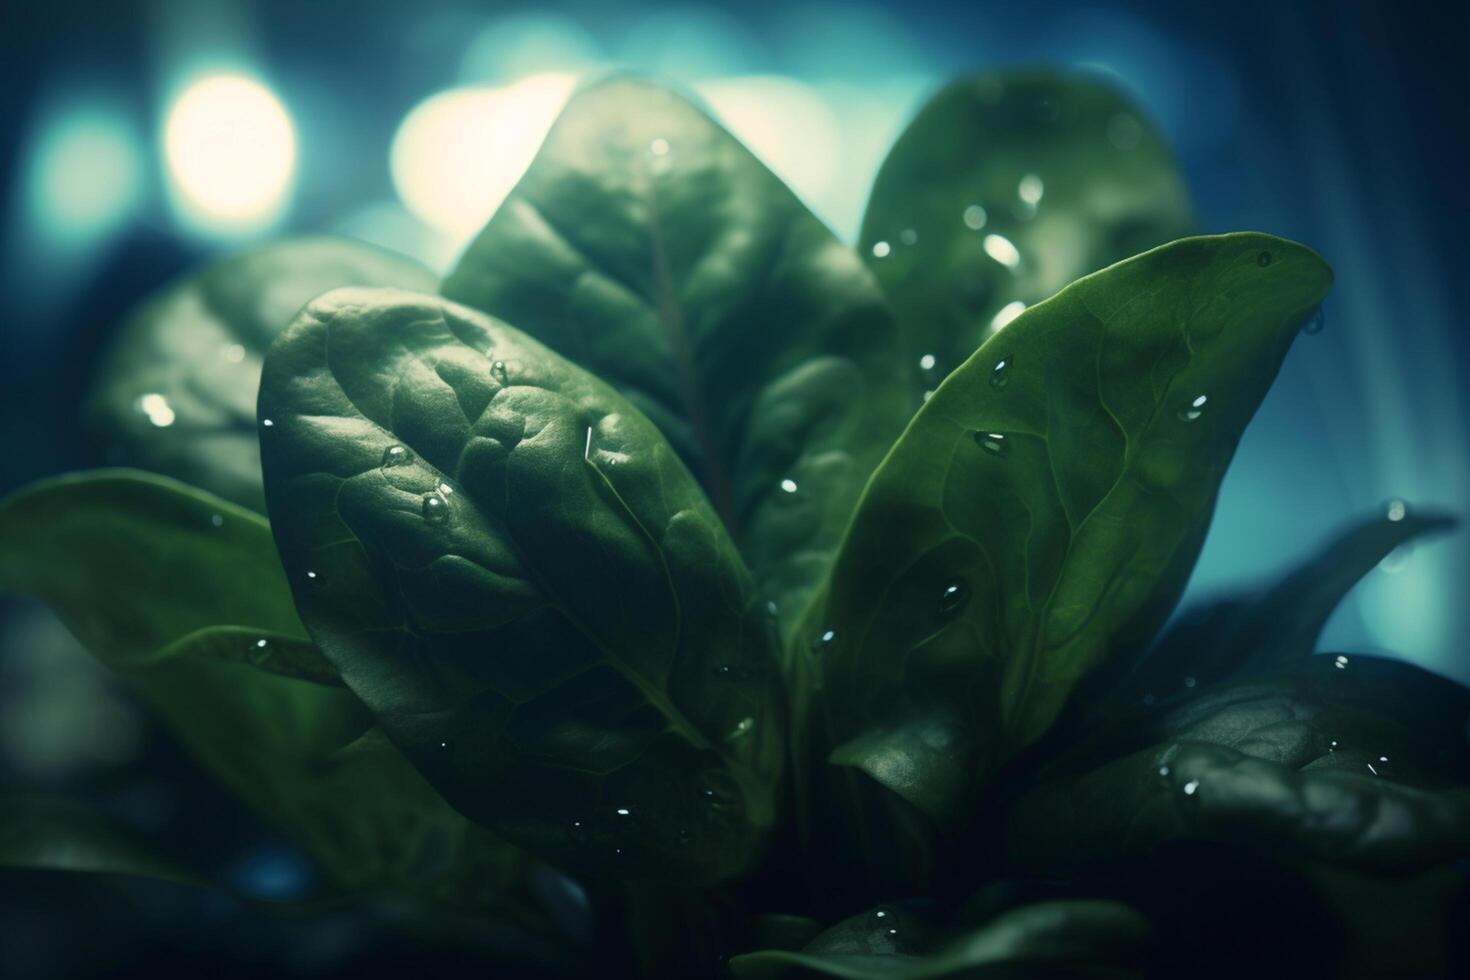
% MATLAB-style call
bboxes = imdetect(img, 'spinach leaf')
[806,233,1333,824]
[0,793,208,887]
[0,470,522,901]
[87,237,436,513]
[729,899,1149,979]
[257,287,785,883]
[1005,655,1470,876]
[861,70,1195,378]
[1103,506,1455,710]
[441,77,912,635]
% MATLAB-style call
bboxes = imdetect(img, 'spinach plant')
[3,70,1465,979]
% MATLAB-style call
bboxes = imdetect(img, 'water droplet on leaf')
[568,820,590,843]
[382,445,411,468]
[725,717,754,741]
[811,629,836,653]
[780,478,798,494]
[1257,251,1272,267]
[1334,655,1349,670]
[983,233,1021,270]
[938,579,970,613]
[872,240,891,258]
[990,356,1012,387]
[919,353,937,372]
[1182,779,1201,796]
[491,360,509,384]
[1385,499,1407,522]
[973,431,1009,456]
[422,492,449,524]
[1177,394,1208,421]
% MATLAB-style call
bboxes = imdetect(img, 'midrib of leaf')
[642,179,742,538]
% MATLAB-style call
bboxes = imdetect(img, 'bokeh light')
[389,73,576,244]
[162,73,296,232]
[25,106,142,242]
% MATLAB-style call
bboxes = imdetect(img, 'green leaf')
[257,287,785,883]
[729,900,1149,979]
[860,69,1195,376]
[0,469,307,660]
[1105,507,1455,709]
[0,470,522,901]
[0,793,208,886]
[441,76,912,635]
[1005,655,1470,876]
[86,237,436,513]
[807,233,1333,824]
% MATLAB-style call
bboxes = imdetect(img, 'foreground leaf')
[86,237,436,512]
[442,76,912,634]
[808,233,1333,823]
[0,794,207,886]
[729,900,1149,979]
[0,471,522,900]
[258,287,785,883]
[1104,506,1455,709]
[861,69,1195,377]
[1005,654,1470,875]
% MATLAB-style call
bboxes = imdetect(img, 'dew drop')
[255,638,268,649]
[1366,762,1379,776]
[811,629,837,653]
[780,478,798,494]
[938,579,970,614]
[922,389,934,402]
[725,717,754,742]
[304,570,319,581]
[1177,394,1208,422]
[1182,779,1200,796]
[261,418,274,428]
[874,909,888,919]
[381,445,411,468]
[1158,765,1171,778]
[1302,306,1326,335]
[491,360,509,385]
[1385,499,1407,522]
[436,739,454,753]
[568,819,591,843]
[1329,739,1339,752]
[872,240,891,258]
[919,353,937,372]
[1257,251,1272,267]
[422,492,449,524]
[962,204,987,230]
[989,355,1013,387]
[210,513,224,528]
[1333,655,1349,670]
[765,600,778,617]
[973,431,1009,456]
[899,228,918,246]
[614,807,632,817]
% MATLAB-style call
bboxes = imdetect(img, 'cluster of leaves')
[3,70,1466,978]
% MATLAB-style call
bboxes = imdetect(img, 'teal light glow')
[26,107,142,240]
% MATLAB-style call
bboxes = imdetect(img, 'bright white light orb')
[390,73,577,242]
[163,74,296,230]
[29,109,141,238]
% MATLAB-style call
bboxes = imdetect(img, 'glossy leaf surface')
[258,287,784,883]
[442,77,911,632]
[809,233,1332,823]
[87,237,436,512]
[1006,655,1470,875]
[861,69,1195,377]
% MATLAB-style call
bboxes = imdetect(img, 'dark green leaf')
[860,69,1195,377]
[807,233,1333,823]
[1006,655,1470,875]
[1105,506,1455,708]
[257,287,785,883]
[441,77,912,635]
[86,237,436,512]
[0,471,522,900]
[0,793,208,886]
[729,900,1149,979]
